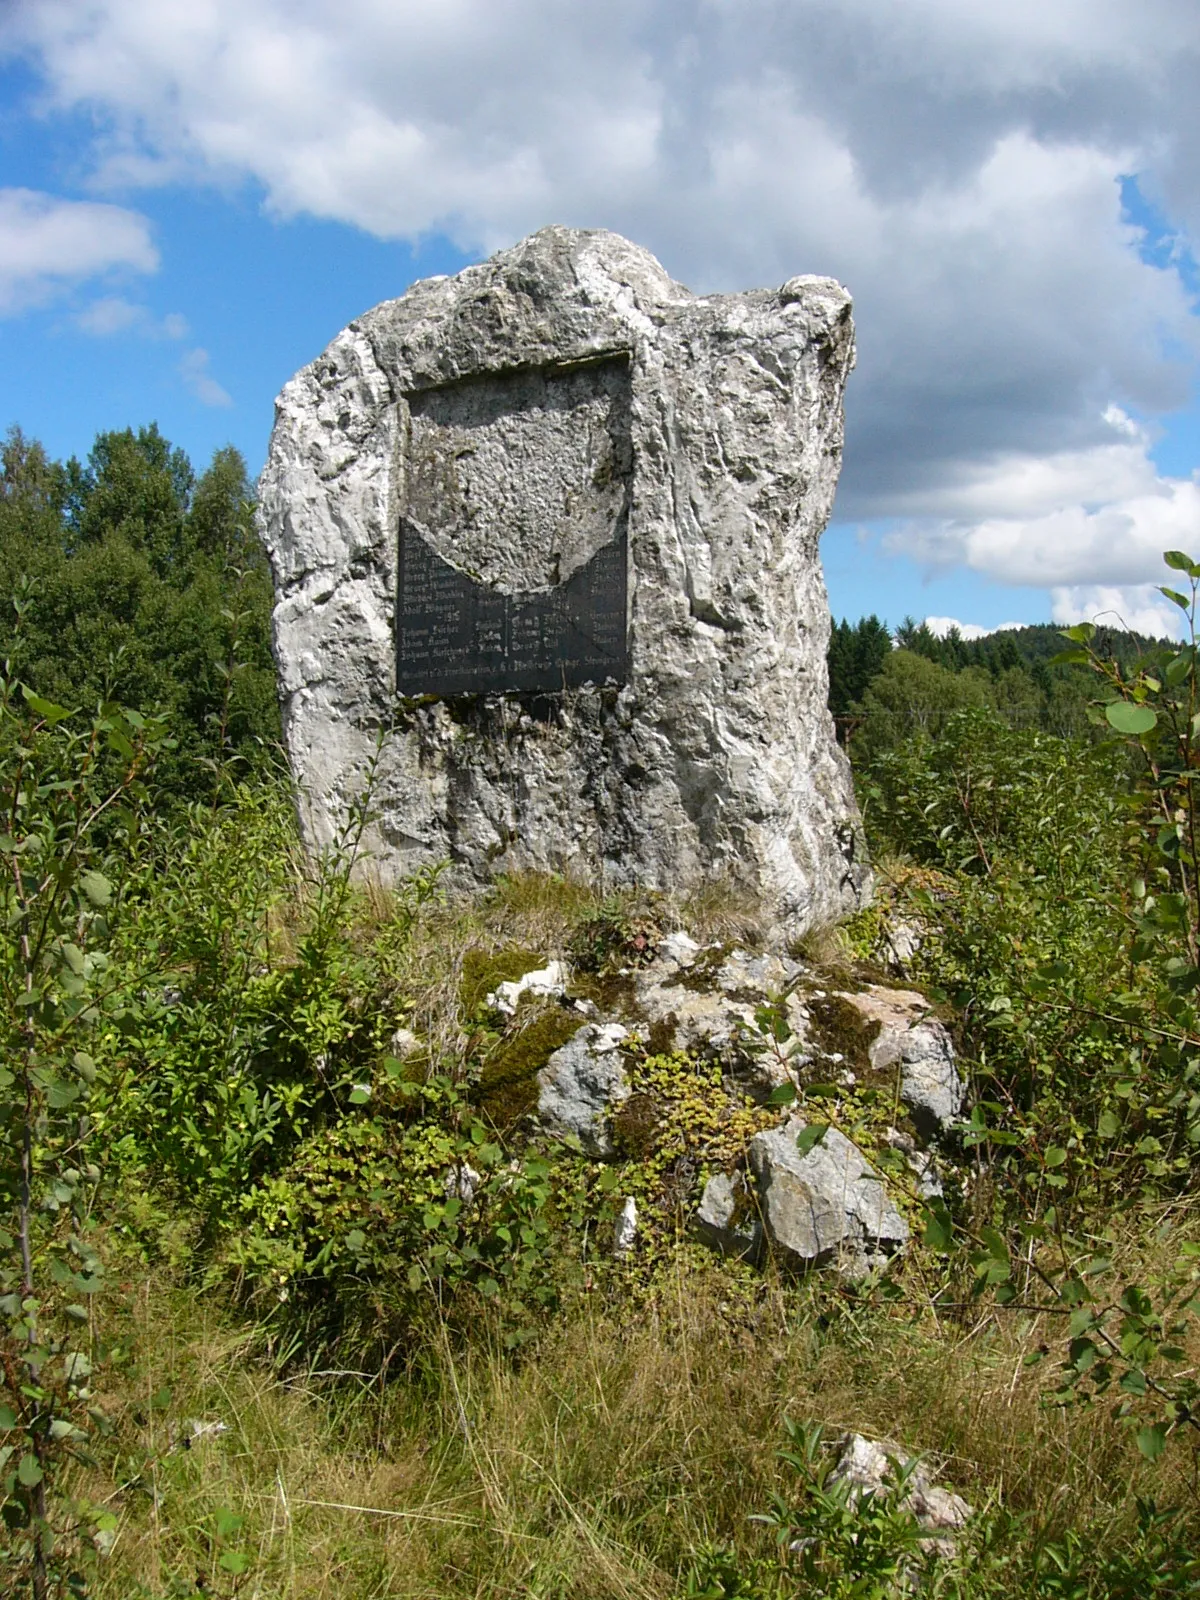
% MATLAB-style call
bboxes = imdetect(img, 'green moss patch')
[476,1006,582,1131]
[460,944,547,1017]
[803,992,882,1076]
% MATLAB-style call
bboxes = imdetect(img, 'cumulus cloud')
[925,617,1026,641]
[0,186,157,312]
[178,348,232,407]
[1051,585,1181,640]
[74,295,187,338]
[4,0,1200,585]
[884,410,1200,596]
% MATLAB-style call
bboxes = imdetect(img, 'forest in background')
[2,423,1199,1598]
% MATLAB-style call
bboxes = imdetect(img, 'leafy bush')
[0,662,168,1596]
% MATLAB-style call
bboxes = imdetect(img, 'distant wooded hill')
[828,613,1165,755]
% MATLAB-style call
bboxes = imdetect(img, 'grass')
[77,1243,1195,1599]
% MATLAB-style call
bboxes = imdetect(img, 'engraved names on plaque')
[396,356,631,697]
[397,524,627,696]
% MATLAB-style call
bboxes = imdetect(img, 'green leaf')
[46,1077,82,1110]
[1043,1146,1068,1169]
[1098,1109,1121,1138]
[60,943,86,977]
[767,1082,797,1106]
[17,1453,43,1486]
[1048,648,1090,666]
[219,1552,249,1575]
[1165,649,1194,684]
[0,1404,16,1430]
[794,1123,828,1158]
[1163,550,1198,573]
[214,1507,244,1540]
[979,1225,1010,1262]
[923,1202,954,1252]
[1159,587,1191,610]
[78,871,112,908]
[1136,1422,1169,1461]
[1105,701,1157,736]
[348,1084,371,1105]
[1063,623,1096,642]
[20,687,71,723]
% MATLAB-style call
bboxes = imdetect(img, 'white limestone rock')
[258,226,868,938]
[536,1021,630,1157]
[633,944,806,1094]
[832,985,965,1140]
[613,1195,639,1257]
[486,960,568,1017]
[747,1119,909,1277]
[830,1433,973,1559]
[692,1172,764,1261]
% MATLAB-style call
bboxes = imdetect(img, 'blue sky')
[2,2,1199,638]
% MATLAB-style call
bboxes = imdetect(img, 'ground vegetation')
[0,424,1198,1595]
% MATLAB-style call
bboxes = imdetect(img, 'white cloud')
[0,186,157,312]
[4,0,1200,572]
[178,347,232,407]
[1050,585,1181,640]
[883,407,1200,592]
[925,617,1026,641]
[74,294,187,338]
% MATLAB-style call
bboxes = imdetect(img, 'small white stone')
[613,1196,638,1256]
[660,930,702,967]
[487,960,568,1016]
[444,1163,482,1203]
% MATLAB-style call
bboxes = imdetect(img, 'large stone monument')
[258,226,868,935]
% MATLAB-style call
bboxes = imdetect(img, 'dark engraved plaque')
[397,523,627,696]
[396,355,631,697]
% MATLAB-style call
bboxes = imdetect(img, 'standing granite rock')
[258,226,868,936]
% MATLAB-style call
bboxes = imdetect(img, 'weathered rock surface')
[258,226,868,937]
[536,1021,630,1157]
[831,1433,973,1558]
[832,986,965,1139]
[633,944,805,1093]
[748,1119,909,1275]
[692,1172,764,1261]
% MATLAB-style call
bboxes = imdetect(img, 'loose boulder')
[824,985,965,1140]
[536,1021,630,1157]
[748,1120,909,1276]
[692,1172,764,1261]
[831,1433,973,1559]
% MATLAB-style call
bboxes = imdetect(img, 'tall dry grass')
[78,1246,1189,1600]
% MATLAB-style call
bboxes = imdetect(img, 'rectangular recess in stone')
[397,356,631,696]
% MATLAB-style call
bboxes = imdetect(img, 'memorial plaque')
[398,524,627,695]
[397,355,631,696]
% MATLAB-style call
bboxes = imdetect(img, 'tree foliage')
[0,425,279,801]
